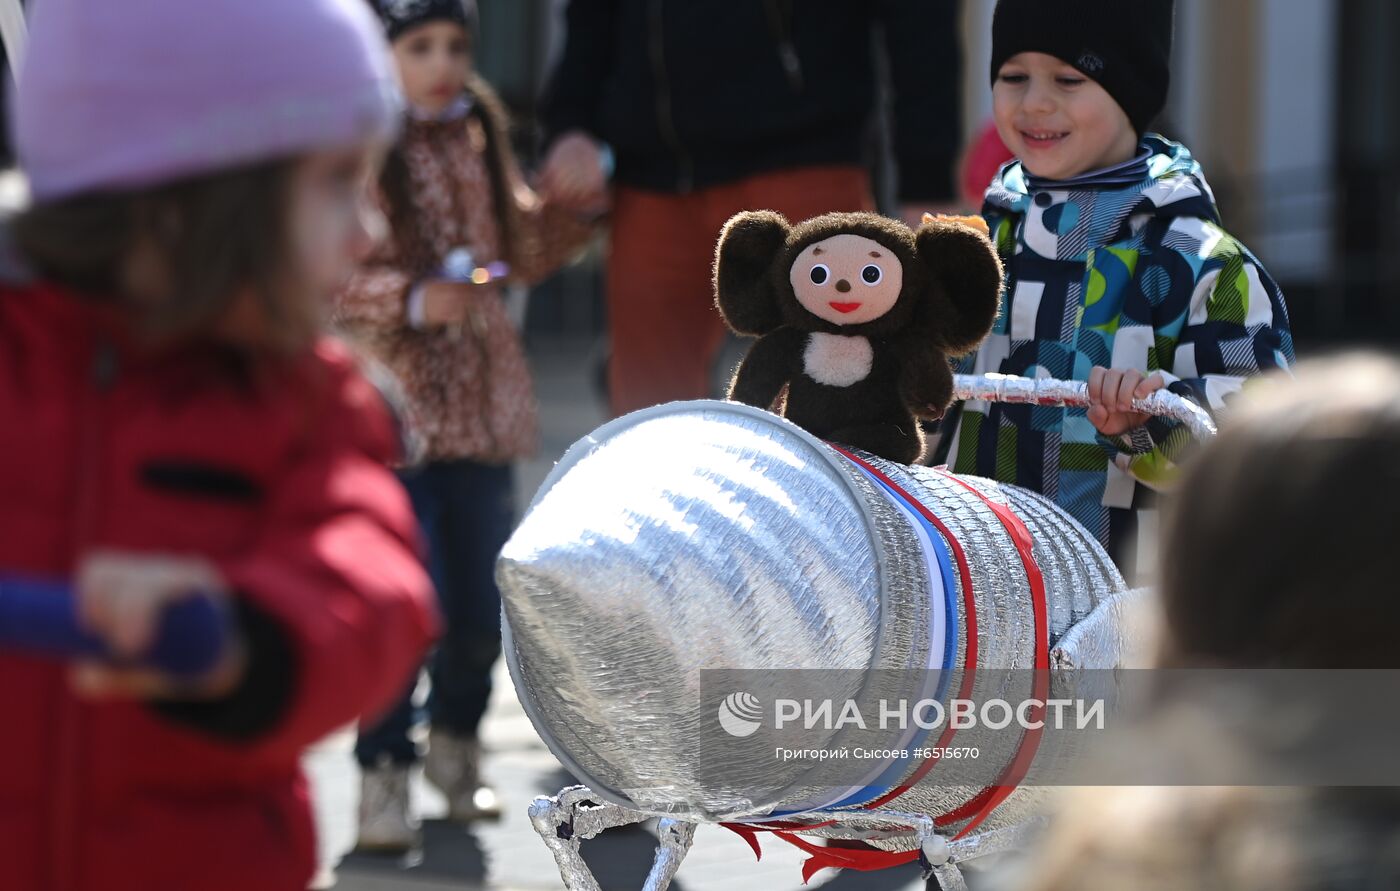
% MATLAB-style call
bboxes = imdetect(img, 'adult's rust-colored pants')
[606,164,872,417]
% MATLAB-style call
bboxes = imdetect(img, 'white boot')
[423,731,502,822]
[356,762,418,852]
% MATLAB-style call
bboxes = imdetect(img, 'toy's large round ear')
[912,219,1005,355]
[713,210,790,336]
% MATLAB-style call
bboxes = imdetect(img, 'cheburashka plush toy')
[713,211,1003,464]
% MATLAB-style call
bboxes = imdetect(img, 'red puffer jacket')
[0,282,439,891]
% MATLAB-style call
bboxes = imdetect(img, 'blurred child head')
[989,0,1174,180]
[367,0,518,266]
[372,0,478,116]
[1160,354,1400,668]
[1010,353,1400,891]
[10,0,401,352]
[1016,785,1400,891]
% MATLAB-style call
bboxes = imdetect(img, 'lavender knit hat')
[13,0,403,202]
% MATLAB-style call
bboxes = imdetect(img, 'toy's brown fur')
[713,211,1003,463]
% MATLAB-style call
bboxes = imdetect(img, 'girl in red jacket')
[0,1,438,889]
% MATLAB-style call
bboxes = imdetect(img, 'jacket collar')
[983,134,1221,228]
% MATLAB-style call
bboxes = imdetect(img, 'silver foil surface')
[499,400,1129,829]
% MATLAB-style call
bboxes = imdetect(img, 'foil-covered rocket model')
[497,382,1196,888]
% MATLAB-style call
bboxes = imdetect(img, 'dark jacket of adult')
[542,0,963,202]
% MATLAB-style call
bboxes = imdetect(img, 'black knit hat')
[371,0,478,42]
[990,0,1174,133]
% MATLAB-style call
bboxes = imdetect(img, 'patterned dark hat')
[370,0,477,41]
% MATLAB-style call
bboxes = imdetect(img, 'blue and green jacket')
[944,135,1294,571]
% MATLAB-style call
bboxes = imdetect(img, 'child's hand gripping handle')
[953,372,1218,441]
[0,577,231,678]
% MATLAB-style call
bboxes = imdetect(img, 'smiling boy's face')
[993,51,1140,181]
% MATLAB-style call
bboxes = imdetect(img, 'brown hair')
[377,71,515,274]
[1159,353,1400,668]
[11,158,317,352]
[1017,785,1400,891]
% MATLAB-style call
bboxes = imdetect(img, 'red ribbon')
[720,451,1050,879]
[726,823,924,884]
[775,833,922,884]
[931,469,1049,839]
[828,448,981,808]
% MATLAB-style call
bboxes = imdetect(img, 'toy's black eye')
[809,264,830,285]
[861,264,883,285]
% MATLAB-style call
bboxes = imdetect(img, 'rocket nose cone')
[497,401,885,817]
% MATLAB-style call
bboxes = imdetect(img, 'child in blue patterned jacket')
[942,0,1293,579]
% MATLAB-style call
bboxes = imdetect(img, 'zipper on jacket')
[51,338,118,891]
[646,0,694,193]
